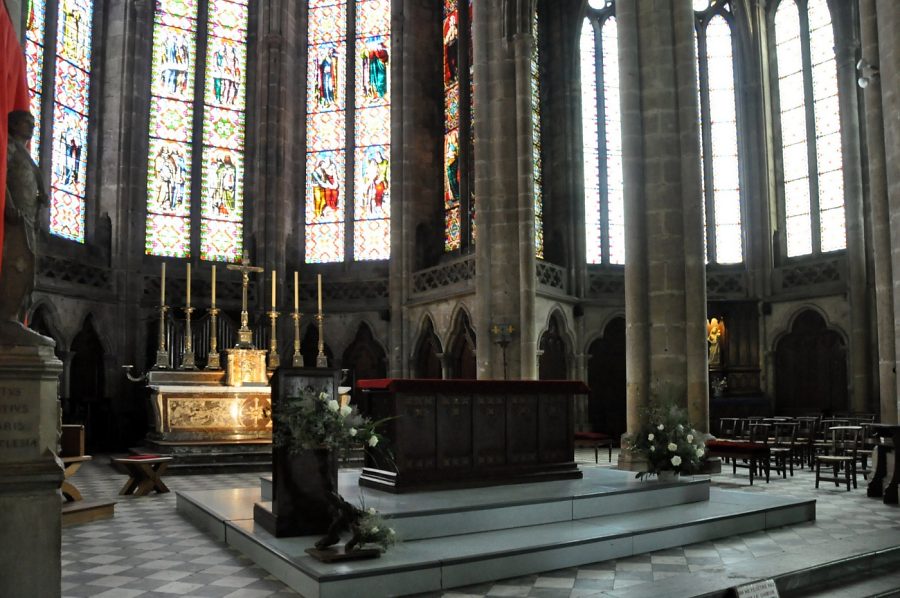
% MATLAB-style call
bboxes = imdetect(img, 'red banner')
[0,5,32,278]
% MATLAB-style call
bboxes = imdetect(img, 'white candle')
[160,262,166,305]
[317,274,323,313]
[271,270,276,309]
[294,271,299,311]
[186,263,191,306]
[211,265,216,307]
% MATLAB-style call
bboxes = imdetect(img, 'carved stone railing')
[706,268,748,299]
[37,255,113,292]
[411,256,475,294]
[774,257,844,293]
[586,267,625,297]
[536,260,565,291]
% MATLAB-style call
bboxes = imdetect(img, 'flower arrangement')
[624,403,709,480]
[274,387,383,453]
[349,507,399,551]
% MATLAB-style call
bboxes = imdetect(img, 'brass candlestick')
[267,310,280,370]
[315,313,328,367]
[181,306,197,369]
[155,304,170,369]
[291,311,304,367]
[206,307,221,370]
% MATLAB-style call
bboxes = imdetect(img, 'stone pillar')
[860,0,897,423]
[875,0,900,422]
[831,1,871,414]
[617,1,708,445]
[0,344,63,598]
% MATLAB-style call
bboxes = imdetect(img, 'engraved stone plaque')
[0,383,40,461]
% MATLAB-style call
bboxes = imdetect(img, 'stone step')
[61,499,116,527]
[177,469,814,597]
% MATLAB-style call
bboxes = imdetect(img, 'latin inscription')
[0,383,39,460]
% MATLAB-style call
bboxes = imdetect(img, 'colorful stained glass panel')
[151,98,193,141]
[208,0,247,40]
[150,25,197,102]
[157,0,198,28]
[308,111,346,150]
[25,0,47,162]
[355,105,390,146]
[306,223,345,263]
[49,189,84,241]
[356,35,389,107]
[203,107,246,149]
[308,42,346,113]
[353,219,390,260]
[444,206,461,252]
[602,16,623,265]
[57,0,93,69]
[354,145,389,220]
[201,148,243,219]
[306,150,346,224]
[146,214,190,257]
[200,219,242,262]
[54,59,91,110]
[205,38,247,109]
[357,0,389,35]
[147,139,193,217]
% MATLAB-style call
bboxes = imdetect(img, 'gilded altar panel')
[161,394,272,432]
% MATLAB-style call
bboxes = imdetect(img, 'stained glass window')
[24,0,97,242]
[443,0,474,253]
[25,0,47,162]
[145,0,249,261]
[695,3,743,264]
[582,3,623,265]
[305,0,391,263]
[774,0,845,257]
[531,10,543,259]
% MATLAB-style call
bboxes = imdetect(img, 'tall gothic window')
[144,0,250,262]
[443,0,473,253]
[582,1,622,265]
[695,0,743,264]
[25,0,95,243]
[305,0,391,263]
[773,0,845,258]
[531,9,543,259]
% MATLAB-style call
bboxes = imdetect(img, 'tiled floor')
[61,450,900,598]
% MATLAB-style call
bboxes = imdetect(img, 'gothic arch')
[774,309,848,416]
[300,322,335,368]
[27,300,67,350]
[412,314,443,379]
[538,309,572,379]
[587,316,626,439]
[68,315,112,450]
[446,307,477,379]
[341,321,388,384]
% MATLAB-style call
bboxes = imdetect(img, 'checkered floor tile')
[60,449,900,597]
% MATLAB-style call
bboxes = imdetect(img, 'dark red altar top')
[356,378,590,394]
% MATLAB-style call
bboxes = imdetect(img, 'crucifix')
[227,253,264,348]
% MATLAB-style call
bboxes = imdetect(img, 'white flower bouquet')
[274,387,383,453]
[624,403,709,479]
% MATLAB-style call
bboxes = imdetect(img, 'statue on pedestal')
[0,111,52,346]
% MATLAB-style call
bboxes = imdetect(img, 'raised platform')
[130,441,271,474]
[177,468,815,597]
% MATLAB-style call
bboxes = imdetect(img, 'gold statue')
[707,317,724,366]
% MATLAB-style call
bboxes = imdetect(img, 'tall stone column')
[873,0,900,422]
[860,0,896,423]
[617,1,708,444]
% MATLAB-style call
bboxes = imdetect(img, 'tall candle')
[160,262,166,305]
[186,263,191,306]
[271,270,276,309]
[211,265,216,307]
[294,271,299,311]
[317,274,323,313]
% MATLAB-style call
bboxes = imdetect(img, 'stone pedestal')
[0,343,63,598]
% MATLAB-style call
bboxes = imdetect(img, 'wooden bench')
[574,432,613,463]
[112,456,173,496]
[60,425,92,502]
[705,439,770,485]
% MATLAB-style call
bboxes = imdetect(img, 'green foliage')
[355,508,399,550]
[273,388,383,453]
[624,402,710,480]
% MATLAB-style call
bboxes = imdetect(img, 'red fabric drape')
[0,5,32,278]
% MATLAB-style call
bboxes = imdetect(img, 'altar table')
[356,379,588,492]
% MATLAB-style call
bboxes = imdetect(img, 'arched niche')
[69,315,110,451]
[538,311,570,379]
[341,322,387,386]
[587,316,626,440]
[774,309,848,416]
[447,309,476,379]
[412,316,443,379]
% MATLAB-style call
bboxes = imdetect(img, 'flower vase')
[657,470,678,482]
[257,446,338,537]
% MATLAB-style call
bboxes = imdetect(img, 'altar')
[356,378,589,492]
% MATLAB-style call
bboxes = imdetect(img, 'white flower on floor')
[667,442,677,452]
[648,433,655,441]
[686,434,694,443]
[671,455,682,467]
[657,424,664,431]
[327,399,340,412]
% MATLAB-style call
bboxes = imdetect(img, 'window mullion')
[345,1,356,262]
[595,18,608,266]
[189,0,211,260]
[697,21,716,264]
[798,2,821,254]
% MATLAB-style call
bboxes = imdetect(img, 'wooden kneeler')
[112,456,173,496]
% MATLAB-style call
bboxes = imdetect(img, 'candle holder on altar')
[181,306,197,370]
[315,313,328,368]
[267,310,280,370]
[206,307,221,370]
[291,311,304,367]
[155,305,170,369]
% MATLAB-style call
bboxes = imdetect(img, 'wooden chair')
[60,425,92,502]
[815,425,862,491]
[574,431,613,463]
[718,418,740,439]
[770,422,798,478]
[732,423,771,484]
[792,416,818,469]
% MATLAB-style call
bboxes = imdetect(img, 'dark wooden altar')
[867,424,900,504]
[356,379,588,493]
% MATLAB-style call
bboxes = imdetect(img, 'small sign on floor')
[733,579,779,598]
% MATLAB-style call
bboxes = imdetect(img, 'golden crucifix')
[227,252,264,348]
